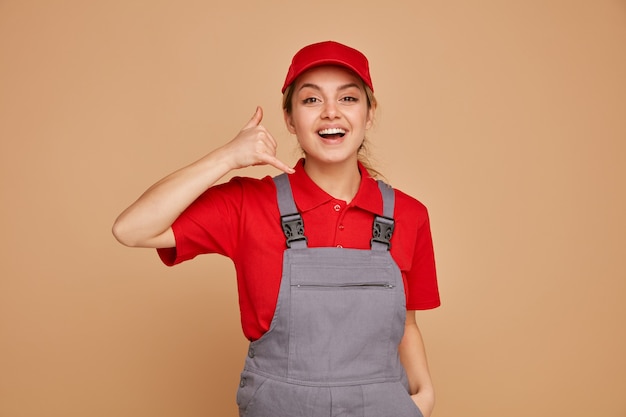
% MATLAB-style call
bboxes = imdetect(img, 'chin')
[304,151,359,166]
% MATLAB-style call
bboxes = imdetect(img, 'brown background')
[1,1,625,416]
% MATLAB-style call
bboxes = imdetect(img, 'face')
[284,65,374,167]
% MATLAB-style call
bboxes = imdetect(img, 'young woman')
[113,41,440,417]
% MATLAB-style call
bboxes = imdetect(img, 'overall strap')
[273,173,308,249]
[371,181,396,251]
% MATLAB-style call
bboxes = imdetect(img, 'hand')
[222,106,294,174]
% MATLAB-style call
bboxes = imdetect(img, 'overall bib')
[236,174,423,417]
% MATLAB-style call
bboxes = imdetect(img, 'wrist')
[203,145,239,173]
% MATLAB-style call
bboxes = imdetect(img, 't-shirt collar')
[289,158,384,215]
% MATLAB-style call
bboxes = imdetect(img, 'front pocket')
[292,282,395,290]
[236,371,268,416]
[362,382,424,417]
[403,392,425,417]
[284,250,406,383]
[239,377,330,417]
[288,279,398,382]
[391,382,424,417]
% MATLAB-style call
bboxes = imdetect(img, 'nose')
[321,101,339,119]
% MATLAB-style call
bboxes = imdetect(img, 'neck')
[303,158,362,203]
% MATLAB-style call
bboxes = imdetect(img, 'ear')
[365,106,375,130]
[284,110,296,134]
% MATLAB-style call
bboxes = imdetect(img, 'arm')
[112,107,293,248]
[399,310,435,417]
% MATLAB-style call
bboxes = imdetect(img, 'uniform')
[157,159,439,341]
[156,40,440,416]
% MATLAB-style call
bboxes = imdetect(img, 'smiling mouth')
[318,128,346,139]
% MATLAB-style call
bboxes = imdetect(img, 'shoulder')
[390,186,430,228]
[225,174,276,194]
[206,174,276,200]
[224,175,279,215]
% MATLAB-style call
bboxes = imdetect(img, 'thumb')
[242,106,263,130]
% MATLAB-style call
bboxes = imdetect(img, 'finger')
[258,154,295,174]
[242,106,263,130]
[259,126,278,149]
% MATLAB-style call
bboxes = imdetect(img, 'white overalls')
[236,174,423,417]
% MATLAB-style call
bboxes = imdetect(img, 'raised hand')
[223,106,294,174]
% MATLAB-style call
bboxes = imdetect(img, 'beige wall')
[1,1,625,416]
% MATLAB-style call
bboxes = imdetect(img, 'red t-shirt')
[158,159,440,341]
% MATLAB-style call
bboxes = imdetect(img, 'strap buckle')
[281,213,307,248]
[371,215,395,250]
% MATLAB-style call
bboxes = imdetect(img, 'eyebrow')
[298,82,362,92]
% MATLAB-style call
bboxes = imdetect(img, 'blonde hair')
[282,82,382,178]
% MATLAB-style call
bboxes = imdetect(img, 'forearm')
[399,310,435,417]
[112,107,295,248]
[112,146,235,248]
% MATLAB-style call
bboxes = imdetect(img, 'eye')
[340,96,359,103]
[302,97,320,104]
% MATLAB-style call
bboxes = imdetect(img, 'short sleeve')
[156,178,245,266]
[405,209,440,310]
[391,189,440,310]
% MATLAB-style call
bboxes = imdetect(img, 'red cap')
[281,41,373,93]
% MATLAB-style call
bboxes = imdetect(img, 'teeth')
[318,128,346,135]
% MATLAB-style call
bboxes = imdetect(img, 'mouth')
[318,127,346,140]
